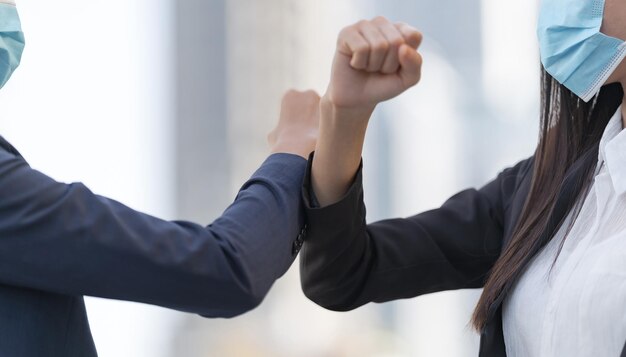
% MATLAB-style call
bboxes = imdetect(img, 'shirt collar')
[599,105,626,196]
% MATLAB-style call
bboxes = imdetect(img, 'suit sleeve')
[0,148,307,318]
[300,154,532,311]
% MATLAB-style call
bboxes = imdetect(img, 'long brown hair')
[471,67,624,331]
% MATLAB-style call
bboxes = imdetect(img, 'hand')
[325,17,423,114]
[268,90,320,160]
[310,18,423,207]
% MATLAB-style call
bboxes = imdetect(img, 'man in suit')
[0,2,321,355]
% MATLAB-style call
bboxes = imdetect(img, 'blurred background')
[0,0,540,356]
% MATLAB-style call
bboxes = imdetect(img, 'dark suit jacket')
[300,149,626,357]
[0,135,308,356]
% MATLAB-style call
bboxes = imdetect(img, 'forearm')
[311,17,422,207]
[311,96,372,206]
[301,161,372,310]
[0,151,307,317]
[301,159,530,311]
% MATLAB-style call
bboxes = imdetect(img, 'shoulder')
[0,135,23,158]
[498,155,535,221]
[478,155,535,217]
[499,156,534,190]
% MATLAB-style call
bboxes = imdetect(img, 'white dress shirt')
[503,106,626,356]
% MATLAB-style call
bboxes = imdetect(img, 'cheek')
[605,60,626,84]
[602,0,626,41]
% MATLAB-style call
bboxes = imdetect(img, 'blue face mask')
[0,1,25,89]
[538,0,626,102]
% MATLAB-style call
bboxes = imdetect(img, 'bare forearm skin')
[311,96,373,207]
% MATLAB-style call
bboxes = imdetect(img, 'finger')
[398,44,423,88]
[394,22,423,49]
[280,89,320,125]
[302,90,321,116]
[303,89,321,105]
[281,89,300,111]
[375,19,405,74]
[339,27,370,70]
[358,20,389,73]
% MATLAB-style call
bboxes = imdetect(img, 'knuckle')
[356,19,369,28]
[373,41,389,53]
[389,36,404,48]
[351,58,367,70]
[283,89,297,97]
[304,90,320,99]
[338,27,353,39]
[282,89,299,100]
[354,43,371,53]
[283,89,320,107]
[399,22,414,31]
[372,16,389,24]
[396,22,412,33]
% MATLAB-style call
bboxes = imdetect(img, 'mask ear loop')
[577,89,600,111]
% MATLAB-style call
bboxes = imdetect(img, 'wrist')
[319,95,371,143]
[320,94,375,125]
[270,138,315,160]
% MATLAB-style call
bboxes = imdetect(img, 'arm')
[0,148,301,317]
[312,17,423,206]
[299,17,529,310]
[0,91,319,318]
[301,157,532,310]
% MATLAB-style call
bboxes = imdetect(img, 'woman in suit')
[298,1,626,356]
[0,1,321,356]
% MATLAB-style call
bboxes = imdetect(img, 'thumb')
[398,44,423,88]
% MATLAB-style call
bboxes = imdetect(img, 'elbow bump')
[228,275,272,317]
[197,283,267,319]
[236,291,265,316]
[301,281,355,312]
[217,295,264,319]
[304,292,354,312]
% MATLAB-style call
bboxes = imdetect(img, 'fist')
[326,17,423,111]
[268,90,321,159]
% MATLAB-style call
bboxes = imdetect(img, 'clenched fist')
[268,90,320,159]
[325,16,423,112]
[312,18,424,207]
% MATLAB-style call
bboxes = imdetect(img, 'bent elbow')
[215,291,265,318]
[198,271,271,318]
[301,276,357,312]
[228,264,275,316]
[232,280,270,316]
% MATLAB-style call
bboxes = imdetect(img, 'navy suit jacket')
[0,135,308,356]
